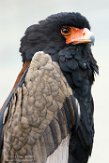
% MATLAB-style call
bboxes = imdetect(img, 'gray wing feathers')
[2,51,73,163]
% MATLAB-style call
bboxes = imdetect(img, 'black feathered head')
[20,12,95,62]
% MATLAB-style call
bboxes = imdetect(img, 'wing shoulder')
[2,51,79,162]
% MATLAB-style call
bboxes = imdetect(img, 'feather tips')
[2,51,78,163]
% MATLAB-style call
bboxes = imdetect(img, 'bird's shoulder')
[2,51,80,162]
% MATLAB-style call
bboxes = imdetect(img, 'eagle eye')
[61,26,71,36]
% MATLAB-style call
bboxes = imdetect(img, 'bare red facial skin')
[61,27,94,45]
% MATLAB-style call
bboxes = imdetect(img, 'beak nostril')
[83,32,85,36]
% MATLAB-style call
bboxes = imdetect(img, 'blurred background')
[0,0,109,162]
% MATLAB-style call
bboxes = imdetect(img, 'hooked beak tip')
[65,27,95,45]
[90,35,95,45]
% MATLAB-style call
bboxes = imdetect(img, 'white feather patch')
[46,135,70,163]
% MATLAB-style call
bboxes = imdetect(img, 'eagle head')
[20,12,95,63]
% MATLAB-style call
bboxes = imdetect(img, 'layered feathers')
[2,52,78,162]
[20,12,90,62]
[1,12,98,163]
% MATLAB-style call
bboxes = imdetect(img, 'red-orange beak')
[61,27,95,45]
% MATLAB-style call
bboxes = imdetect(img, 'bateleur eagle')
[0,12,98,163]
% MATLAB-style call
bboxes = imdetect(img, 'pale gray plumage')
[2,52,78,163]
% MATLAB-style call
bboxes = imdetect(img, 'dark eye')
[61,26,71,35]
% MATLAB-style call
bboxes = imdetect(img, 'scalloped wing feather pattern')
[2,52,77,163]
